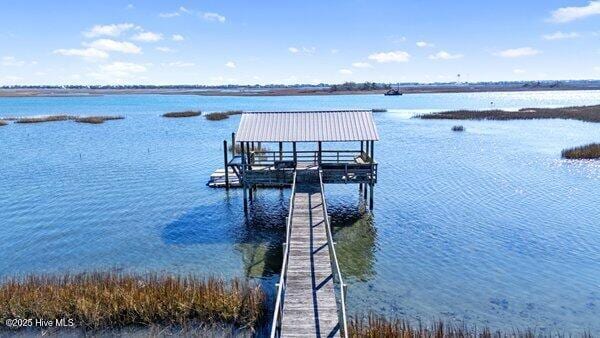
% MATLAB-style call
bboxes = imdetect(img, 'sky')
[0,0,599,85]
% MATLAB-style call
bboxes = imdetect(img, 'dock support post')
[231,133,236,155]
[241,141,248,215]
[223,140,229,190]
[292,142,297,164]
[279,142,283,161]
[318,141,322,165]
[369,140,375,210]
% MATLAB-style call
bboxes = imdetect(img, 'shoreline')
[1,86,599,98]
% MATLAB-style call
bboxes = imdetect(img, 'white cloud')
[594,66,600,72]
[202,12,226,23]
[513,69,526,74]
[172,34,184,41]
[428,51,463,60]
[330,49,339,54]
[159,12,180,18]
[156,46,175,53]
[179,6,192,14]
[99,61,147,76]
[83,23,136,38]
[416,41,434,48]
[549,1,600,23]
[1,56,25,67]
[164,61,195,68]
[368,50,410,63]
[53,48,109,60]
[352,62,373,68]
[495,47,541,58]
[132,31,163,42]
[225,61,236,68]
[288,46,315,55]
[86,39,141,54]
[288,47,299,53]
[542,31,580,40]
[339,69,353,75]
[126,4,134,9]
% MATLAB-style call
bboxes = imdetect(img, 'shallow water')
[1,91,599,334]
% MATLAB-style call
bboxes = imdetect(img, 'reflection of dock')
[214,111,379,337]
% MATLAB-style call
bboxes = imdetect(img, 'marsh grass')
[205,110,243,121]
[418,105,600,123]
[15,115,76,123]
[162,110,202,118]
[74,116,125,124]
[0,272,265,331]
[372,108,387,113]
[562,143,600,159]
[451,125,465,132]
[348,314,590,338]
[0,120,6,126]
[13,115,124,124]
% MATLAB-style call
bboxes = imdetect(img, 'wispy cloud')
[368,51,410,63]
[132,31,163,42]
[163,61,195,68]
[53,48,109,60]
[339,69,353,75]
[172,34,184,42]
[83,23,137,38]
[352,62,373,68]
[85,39,141,54]
[88,61,147,81]
[495,47,540,58]
[225,61,236,68]
[1,56,26,67]
[428,51,463,60]
[549,1,600,23]
[156,47,175,53]
[513,69,526,74]
[542,31,580,40]
[202,12,226,23]
[416,41,434,48]
[288,46,315,55]
[159,12,180,18]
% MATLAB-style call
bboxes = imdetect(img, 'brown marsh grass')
[0,272,265,331]
[162,110,202,118]
[0,120,7,126]
[562,143,600,159]
[74,116,125,124]
[15,115,75,123]
[205,110,243,121]
[418,105,600,123]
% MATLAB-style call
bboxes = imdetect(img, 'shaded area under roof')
[235,110,379,142]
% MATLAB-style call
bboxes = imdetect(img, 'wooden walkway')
[280,171,341,337]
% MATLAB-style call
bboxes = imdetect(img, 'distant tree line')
[329,82,391,92]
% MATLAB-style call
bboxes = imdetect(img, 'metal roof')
[235,110,379,142]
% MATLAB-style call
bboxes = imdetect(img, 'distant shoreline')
[1,85,599,98]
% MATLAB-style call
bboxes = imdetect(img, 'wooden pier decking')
[272,169,348,337]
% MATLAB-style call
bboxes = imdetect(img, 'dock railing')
[319,170,349,338]
[270,171,297,338]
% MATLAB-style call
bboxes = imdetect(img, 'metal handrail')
[318,170,349,338]
[270,171,297,338]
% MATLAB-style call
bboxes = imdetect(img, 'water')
[1,91,599,334]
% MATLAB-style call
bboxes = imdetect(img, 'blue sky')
[1,0,599,85]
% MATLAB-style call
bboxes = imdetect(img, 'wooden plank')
[280,177,340,338]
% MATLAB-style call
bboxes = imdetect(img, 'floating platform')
[207,168,241,188]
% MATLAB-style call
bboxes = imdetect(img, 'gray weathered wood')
[280,174,340,337]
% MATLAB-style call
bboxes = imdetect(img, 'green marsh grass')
[562,143,600,159]
[0,272,265,331]
[162,110,202,118]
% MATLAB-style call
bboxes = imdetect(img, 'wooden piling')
[223,140,229,190]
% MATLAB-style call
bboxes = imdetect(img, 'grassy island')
[0,273,265,331]
[205,110,243,121]
[418,105,600,123]
[0,120,6,126]
[162,110,202,118]
[10,115,124,124]
[74,116,125,124]
[562,143,600,160]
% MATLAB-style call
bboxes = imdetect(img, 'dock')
[276,169,345,337]
[216,110,379,337]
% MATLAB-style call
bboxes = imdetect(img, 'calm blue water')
[1,91,599,334]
